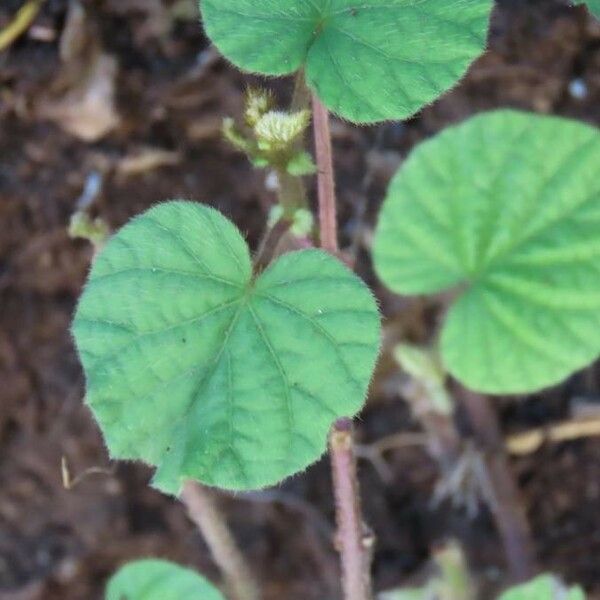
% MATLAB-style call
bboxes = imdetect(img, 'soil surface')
[1,1,600,599]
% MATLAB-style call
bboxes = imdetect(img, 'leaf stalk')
[181,481,261,600]
[459,389,537,582]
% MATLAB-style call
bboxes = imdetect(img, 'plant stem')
[329,418,374,600]
[277,169,308,218]
[254,217,292,273]
[181,481,261,600]
[311,93,339,255]
[459,390,537,582]
[291,70,312,113]
[312,91,371,598]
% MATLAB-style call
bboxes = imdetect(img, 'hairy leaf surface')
[73,202,380,492]
[373,110,600,394]
[106,559,224,600]
[200,0,493,123]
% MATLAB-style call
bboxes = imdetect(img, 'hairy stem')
[312,91,371,598]
[181,481,261,600]
[312,93,339,255]
[330,418,374,600]
[459,390,537,582]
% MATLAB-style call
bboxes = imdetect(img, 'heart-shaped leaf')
[73,202,380,493]
[577,0,600,18]
[498,574,585,600]
[106,559,224,600]
[200,0,493,124]
[373,110,600,394]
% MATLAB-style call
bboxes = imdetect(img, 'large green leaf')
[498,574,585,600]
[106,559,224,600]
[373,110,600,394]
[73,202,380,493]
[200,0,493,124]
[577,1,600,18]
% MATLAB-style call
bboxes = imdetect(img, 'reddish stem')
[330,418,373,600]
[312,93,372,598]
[312,93,339,255]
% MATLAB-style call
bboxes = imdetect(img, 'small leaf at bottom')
[106,559,224,600]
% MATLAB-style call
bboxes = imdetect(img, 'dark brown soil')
[1,1,600,599]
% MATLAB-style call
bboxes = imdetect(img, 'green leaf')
[373,110,600,394]
[106,559,224,600]
[577,1,600,19]
[380,588,427,600]
[498,574,585,600]
[73,201,380,493]
[286,151,317,176]
[200,0,493,124]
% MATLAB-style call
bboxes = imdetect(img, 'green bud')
[253,110,311,150]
